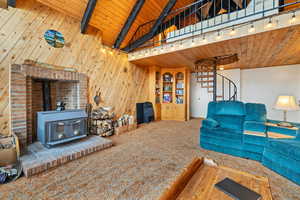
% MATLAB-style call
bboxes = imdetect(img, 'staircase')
[195,63,237,101]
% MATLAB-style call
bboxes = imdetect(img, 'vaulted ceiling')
[36,0,195,48]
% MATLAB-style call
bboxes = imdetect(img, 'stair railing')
[216,73,237,101]
[195,70,238,101]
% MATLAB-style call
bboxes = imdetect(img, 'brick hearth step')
[20,136,113,177]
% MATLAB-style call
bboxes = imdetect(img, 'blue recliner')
[200,101,246,158]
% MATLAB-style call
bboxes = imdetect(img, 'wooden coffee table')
[160,158,273,200]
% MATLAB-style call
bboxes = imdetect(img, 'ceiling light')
[180,41,184,47]
[265,18,273,28]
[191,38,195,45]
[216,31,222,40]
[109,50,113,55]
[171,44,175,50]
[229,27,236,35]
[101,48,106,53]
[290,12,296,24]
[219,66,224,70]
[248,23,255,33]
[202,34,207,42]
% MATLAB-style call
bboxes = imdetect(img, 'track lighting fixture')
[248,22,255,33]
[266,17,273,28]
[202,34,207,42]
[216,31,221,40]
[229,26,236,35]
[290,12,296,24]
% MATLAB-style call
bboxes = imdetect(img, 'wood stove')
[37,110,87,148]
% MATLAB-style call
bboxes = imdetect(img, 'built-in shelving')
[175,72,184,104]
[162,73,173,103]
[155,71,160,103]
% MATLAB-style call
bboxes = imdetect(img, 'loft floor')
[0,119,299,200]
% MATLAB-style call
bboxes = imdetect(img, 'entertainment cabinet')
[149,66,190,121]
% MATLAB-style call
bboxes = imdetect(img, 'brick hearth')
[20,136,113,177]
[10,64,88,152]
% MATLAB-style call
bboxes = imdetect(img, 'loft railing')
[127,0,300,51]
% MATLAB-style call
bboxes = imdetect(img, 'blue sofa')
[200,101,246,158]
[200,101,300,185]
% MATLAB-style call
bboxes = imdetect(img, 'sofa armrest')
[244,121,267,133]
[202,118,219,129]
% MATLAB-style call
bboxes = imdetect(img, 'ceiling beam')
[113,0,145,49]
[81,0,98,34]
[122,0,177,52]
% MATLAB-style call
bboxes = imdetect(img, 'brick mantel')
[10,64,88,152]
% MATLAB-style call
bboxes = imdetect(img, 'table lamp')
[274,95,300,127]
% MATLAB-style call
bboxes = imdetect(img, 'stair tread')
[199,80,214,83]
[197,75,214,78]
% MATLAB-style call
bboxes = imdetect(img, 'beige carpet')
[0,119,299,200]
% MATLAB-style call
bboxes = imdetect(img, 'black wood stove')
[37,110,88,148]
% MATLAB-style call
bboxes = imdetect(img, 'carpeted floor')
[0,119,299,200]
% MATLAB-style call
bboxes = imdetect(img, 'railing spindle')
[222,76,225,100]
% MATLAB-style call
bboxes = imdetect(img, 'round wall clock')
[44,30,65,48]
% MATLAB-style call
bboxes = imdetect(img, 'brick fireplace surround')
[10,64,88,152]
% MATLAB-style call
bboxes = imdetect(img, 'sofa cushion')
[244,121,266,132]
[215,101,245,116]
[202,118,219,129]
[245,103,267,122]
[215,115,244,132]
[268,139,300,161]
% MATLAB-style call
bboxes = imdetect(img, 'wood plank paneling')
[0,0,149,135]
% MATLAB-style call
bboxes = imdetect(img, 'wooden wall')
[0,0,149,135]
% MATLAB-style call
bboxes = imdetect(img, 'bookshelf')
[162,73,173,103]
[160,68,188,121]
[149,67,189,121]
[175,72,184,104]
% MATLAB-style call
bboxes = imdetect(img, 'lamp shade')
[274,96,300,111]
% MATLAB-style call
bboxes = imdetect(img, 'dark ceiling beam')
[81,0,98,34]
[122,0,177,52]
[8,0,16,7]
[113,0,145,49]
